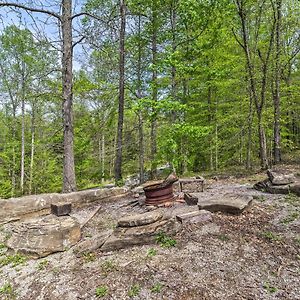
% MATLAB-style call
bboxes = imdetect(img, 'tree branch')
[0,2,61,21]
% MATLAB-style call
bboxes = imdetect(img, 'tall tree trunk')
[62,0,76,192]
[170,0,177,122]
[29,103,35,195]
[101,133,105,182]
[137,14,145,184]
[273,0,282,163]
[115,0,126,184]
[150,1,158,179]
[258,111,268,169]
[20,83,25,195]
[246,87,254,169]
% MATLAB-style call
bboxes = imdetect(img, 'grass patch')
[263,282,277,294]
[151,283,163,293]
[147,248,157,258]
[218,234,230,242]
[128,284,141,297]
[283,194,300,206]
[37,259,49,271]
[155,232,177,248]
[95,285,108,298]
[281,211,299,224]
[0,283,16,299]
[0,253,27,268]
[261,231,282,242]
[82,252,96,263]
[101,260,116,274]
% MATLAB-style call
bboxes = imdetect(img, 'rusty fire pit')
[144,182,175,205]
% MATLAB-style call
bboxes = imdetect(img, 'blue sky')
[0,0,87,70]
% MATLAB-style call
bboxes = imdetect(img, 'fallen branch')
[80,205,102,229]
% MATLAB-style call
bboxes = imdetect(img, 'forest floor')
[0,170,300,300]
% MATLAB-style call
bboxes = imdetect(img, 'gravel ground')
[0,176,299,300]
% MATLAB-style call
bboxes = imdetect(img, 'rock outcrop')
[7,215,81,258]
[0,187,128,225]
[254,170,300,196]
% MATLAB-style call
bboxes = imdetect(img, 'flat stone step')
[198,194,253,214]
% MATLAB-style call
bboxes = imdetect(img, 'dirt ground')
[0,174,299,300]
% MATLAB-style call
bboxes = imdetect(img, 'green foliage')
[281,211,299,224]
[101,260,116,274]
[261,231,282,242]
[0,283,16,299]
[150,283,163,293]
[147,248,157,258]
[263,282,277,294]
[128,284,141,297]
[82,252,96,263]
[36,260,49,271]
[155,232,177,248]
[0,253,27,268]
[95,285,108,298]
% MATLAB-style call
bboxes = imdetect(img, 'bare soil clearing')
[0,175,299,300]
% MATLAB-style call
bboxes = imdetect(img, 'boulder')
[100,218,180,252]
[198,194,253,214]
[267,169,296,185]
[6,215,81,258]
[117,211,163,227]
[73,229,113,255]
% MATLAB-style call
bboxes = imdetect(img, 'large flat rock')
[0,187,128,224]
[198,194,253,214]
[117,211,163,227]
[267,169,296,185]
[7,215,81,258]
[101,218,181,252]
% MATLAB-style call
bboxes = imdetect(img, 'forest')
[0,0,299,198]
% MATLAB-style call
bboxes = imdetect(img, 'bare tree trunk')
[273,0,282,163]
[170,0,177,122]
[150,2,158,179]
[246,88,254,169]
[114,0,126,184]
[101,133,105,182]
[29,103,35,195]
[20,87,25,195]
[62,0,76,192]
[137,14,145,184]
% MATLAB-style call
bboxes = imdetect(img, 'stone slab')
[0,187,128,225]
[198,194,253,214]
[117,210,163,227]
[267,169,296,185]
[6,215,81,258]
[176,210,212,224]
[101,218,181,252]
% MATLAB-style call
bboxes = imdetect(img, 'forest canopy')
[0,0,299,198]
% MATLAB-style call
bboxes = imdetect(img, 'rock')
[184,193,198,205]
[101,218,180,252]
[254,178,300,196]
[51,202,71,216]
[176,210,212,224]
[198,194,253,214]
[267,169,296,185]
[73,230,113,255]
[0,187,127,225]
[117,211,163,227]
[7,215,81,258]
[253,179,271,192]
[131,186,144,194]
